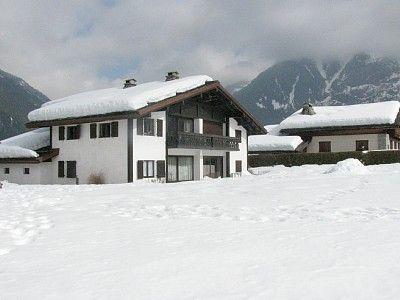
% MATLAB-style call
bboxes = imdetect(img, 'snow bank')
[0,145,39,158]
[248,135,303,152]
[28,75,213,121]
[324,159,370,175]
[1,128,49,150]
[280,101,400,129]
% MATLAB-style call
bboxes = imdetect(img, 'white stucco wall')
[131,111,166,180]
[306,133,390,153]
[52,120,128,184]
[0,162,52,184]
[227,118,248,174]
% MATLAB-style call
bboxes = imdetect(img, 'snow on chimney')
[165,71,180,81]
[123,78,137,89]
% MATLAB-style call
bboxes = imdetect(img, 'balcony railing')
[167,132,240,151]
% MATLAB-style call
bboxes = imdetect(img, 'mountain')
[234,53,400,125]
[0,69,49,139]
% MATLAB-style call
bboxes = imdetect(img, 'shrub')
[88,173,105,184]
[249,150,400,168]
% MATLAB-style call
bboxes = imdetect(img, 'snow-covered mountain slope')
[0,69,49,139]
[1,162,400,299]
[234,53,400,125]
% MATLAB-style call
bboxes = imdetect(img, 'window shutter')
[157,160,166,178]
[137,118,144,135]
[76,125,81,139]
[59,126,65,140]
[235,160,242,173]
[111,122,119,137]
[90,124,97,138]
[137,161,144,179]
[58,161,65,178]
[67,161,77,178]
[157,119,163,137]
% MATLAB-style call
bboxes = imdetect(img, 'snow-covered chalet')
[0,73,266,184]
[249,101,400,154]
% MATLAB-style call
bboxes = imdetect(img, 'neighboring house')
[1,73,265,184]
[248,124,306,154]
[279,102,400,153]
[0,128,58,184]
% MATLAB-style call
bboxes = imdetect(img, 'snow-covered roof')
[249,124,303,152]
[280,101,400,130]
[28,75,213,122]
[0,145,39,159]
[0,128,50,159]
[249,135,303,152]
[1,128,50,150]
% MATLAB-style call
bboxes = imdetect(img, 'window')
[59,126,65,140]
[156,119,163,137]
[356,140,369,151]
[178,118,194,133]
[167,156,194,182]
[137,160,155,178]
[66,161,77,178]
[235,130,242,141]
[99,123,111,138]
[23,168,30,175]
[319,141,331,153]
[111,121,119,137]
[66,125,80,140]
[137,118,156,136]
[144,118,155,135]
[4,168,9,174]
[90,124,97,139]
[58,161,65,178]
[235,160,242,173]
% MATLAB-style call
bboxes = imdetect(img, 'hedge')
[248,150,400,168]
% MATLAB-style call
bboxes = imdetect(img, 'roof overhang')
[0,148,59,164]
[26,81,267,135]
[280,124,400,137]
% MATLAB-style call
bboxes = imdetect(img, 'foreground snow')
[1,162,400,299]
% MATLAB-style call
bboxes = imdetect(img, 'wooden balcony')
[167,132,240,151]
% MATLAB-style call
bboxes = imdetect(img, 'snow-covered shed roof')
[0,128,50,159]
[248,125,304,152]
[280,101,400,132]
[28,75,213,122]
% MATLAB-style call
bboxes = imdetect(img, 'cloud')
[0,0,399,99]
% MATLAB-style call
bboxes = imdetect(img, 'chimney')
[123,78,137,89]
[301,103,316,115]
[165,71,180,81]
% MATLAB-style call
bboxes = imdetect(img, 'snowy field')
[1,160,400,299]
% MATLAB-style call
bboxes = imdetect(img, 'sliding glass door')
[167,156,194,182]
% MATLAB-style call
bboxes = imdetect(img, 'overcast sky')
[1,0,399,99]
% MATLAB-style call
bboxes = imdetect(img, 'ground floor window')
[143,160,155,178]
[203,156,223,178]
[23,168,30,175]
[319,141,331,153]
[167,156,194,182]
[4,167,9,174]
[356,140,369,151]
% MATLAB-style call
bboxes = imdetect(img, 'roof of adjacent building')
[280,101,400,132]
[0,128,51,160]
[248,125,304,152]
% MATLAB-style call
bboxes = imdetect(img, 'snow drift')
[324,159,370,175]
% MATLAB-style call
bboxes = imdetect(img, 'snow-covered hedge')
[248,150,400,167]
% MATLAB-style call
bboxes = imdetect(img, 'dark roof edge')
[0,148,59,164]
